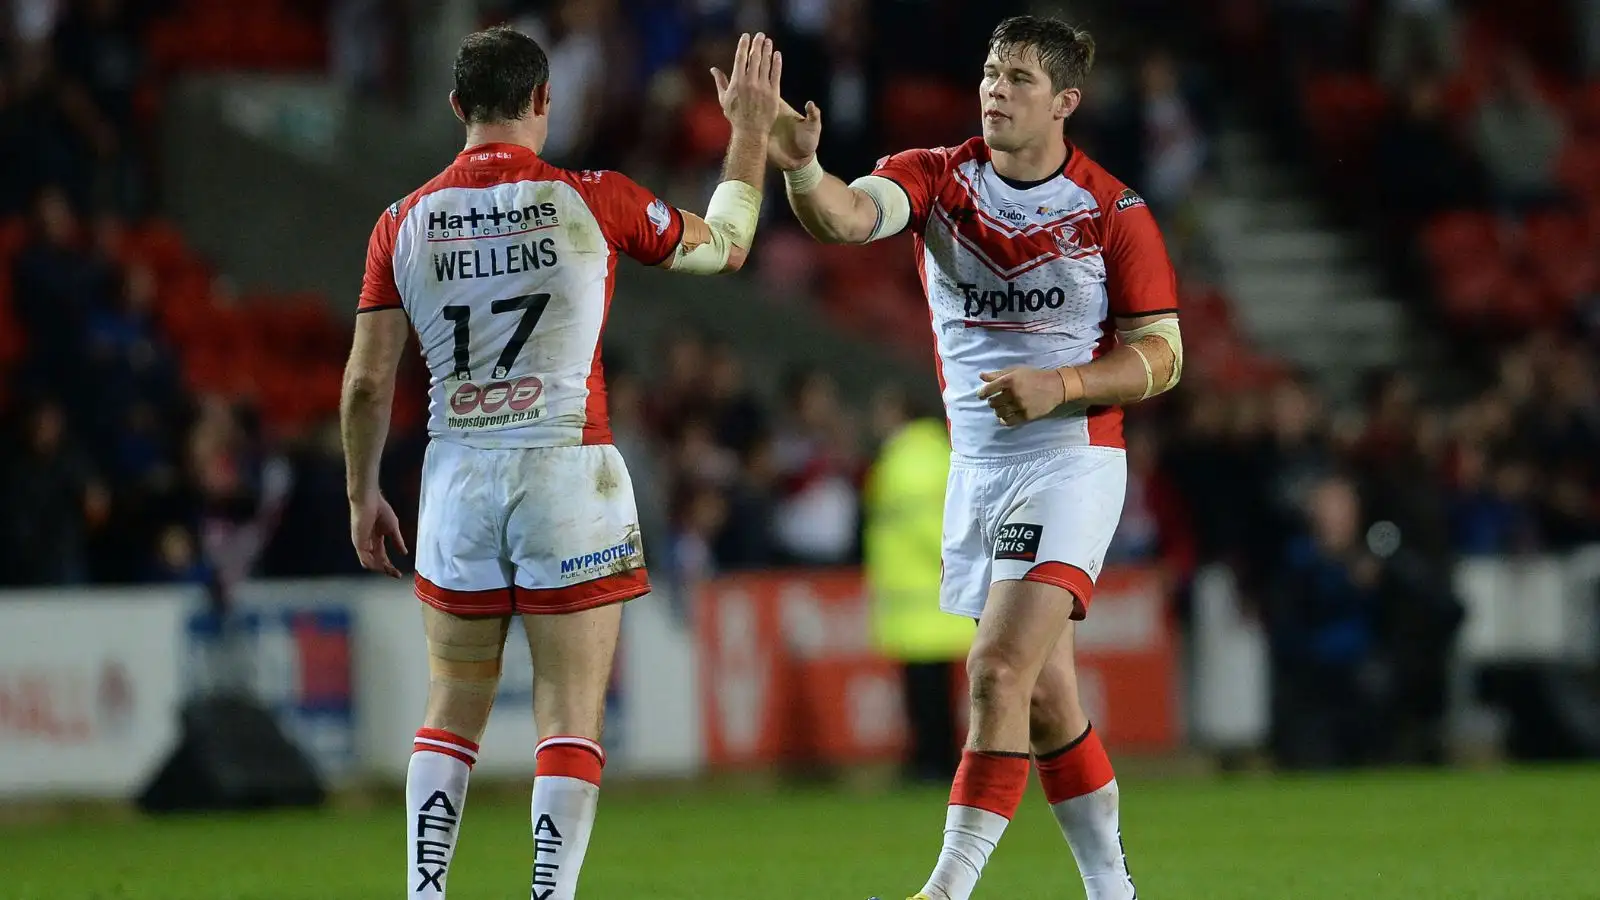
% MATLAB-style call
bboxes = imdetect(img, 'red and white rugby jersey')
[360,142,684,448]
[872,137,1179,458]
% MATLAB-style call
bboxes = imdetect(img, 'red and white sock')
[919,749,1030,900]
[407,727,478,897]
[530,735,605,900]
[1036,725,1136,900]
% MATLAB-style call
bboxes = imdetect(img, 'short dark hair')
[453,26,550,125]
[989,16,1096,94]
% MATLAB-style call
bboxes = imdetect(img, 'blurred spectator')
[862,384,967,784]
[1106,420,1196,583]
[513,0,612,166]
[1472,54,1568,212]
[1134,51,1208,217]
[1266,473,1391,768]
[1374,74,1485,226]
[0,399,108,584]
[1374,0,1458,90]
[770,366,862,565]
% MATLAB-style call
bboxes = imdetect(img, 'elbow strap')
[848,175,911,242]
[1117,317,1183,399]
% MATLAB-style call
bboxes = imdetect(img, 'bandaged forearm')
[1059,318,1183,406]
[669,179,763,274]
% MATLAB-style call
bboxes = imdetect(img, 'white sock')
[530,736,605,900]
[1050,779,1136,900]
[407,728,479,897]
[920,805,1011,900]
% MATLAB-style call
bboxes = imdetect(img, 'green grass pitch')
[8,765,1599,899]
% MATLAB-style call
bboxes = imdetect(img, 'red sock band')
[413,727,480,768]
[535,736,605,786]
[1036,725,1115,803]
[949,750,1031,819]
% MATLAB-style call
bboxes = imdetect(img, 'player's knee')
[424,655,502,736]
[966,648,1026,712]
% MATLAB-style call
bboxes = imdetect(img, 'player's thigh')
[990,447,1127,620]
[518,603,623,736]
[504,445,651,615]
[939,462,993,620]
[414,440,516,616]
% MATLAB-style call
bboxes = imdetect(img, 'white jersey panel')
[393,181,611,448]
[921,161,1112,458]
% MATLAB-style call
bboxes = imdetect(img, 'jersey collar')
[457,142,541,165]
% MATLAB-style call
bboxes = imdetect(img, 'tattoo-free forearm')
[786,169,878,244]
[722,127,770,192]
[340,372,394,502]
[1061,334,1178,406]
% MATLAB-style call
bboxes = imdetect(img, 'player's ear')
[1055,87,1081,121]
[531,82,552,117]
[448,90,466,125]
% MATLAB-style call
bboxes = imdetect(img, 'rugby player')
[339,26,783,899]
[771,16,1182,900]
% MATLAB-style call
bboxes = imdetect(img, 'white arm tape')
[1117,316,1183,398]
[848,175,911,242]
[668,179,763,274]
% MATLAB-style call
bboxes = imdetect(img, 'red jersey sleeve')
[359,203,403,312]
[869,148,947,234]
[583,171,685,266]
[1101,188,1179,318]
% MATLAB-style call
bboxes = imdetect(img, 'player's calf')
[409,609,510,898]
[1030,634,1137,900]
[521,602,625,900]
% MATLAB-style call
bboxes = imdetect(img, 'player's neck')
[989,138,1068,184]
[462,121,547,156]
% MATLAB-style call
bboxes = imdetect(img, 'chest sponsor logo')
[958,281,1066,318]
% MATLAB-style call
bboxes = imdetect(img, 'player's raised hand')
[350,491,408,578]
[768,97,822,171]
[711,32,783,136]
[977,366,1081,426]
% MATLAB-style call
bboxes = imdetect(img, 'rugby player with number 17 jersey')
[338,26,784,900]
[772,16,1183,900]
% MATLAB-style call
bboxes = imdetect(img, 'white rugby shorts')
[412,440,649,616]
[940,445,1127,621]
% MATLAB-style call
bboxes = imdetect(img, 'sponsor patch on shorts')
[994,523,1042,562]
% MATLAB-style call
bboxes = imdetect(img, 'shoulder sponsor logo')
[559,537,641,580]
[426,202,560,241]
[387,200,401,219]
[1114,188,1146,212]
[646,199,672,236]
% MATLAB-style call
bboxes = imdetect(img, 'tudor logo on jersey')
[869,137,1180,458]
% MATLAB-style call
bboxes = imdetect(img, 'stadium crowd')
[2,0,1598,769]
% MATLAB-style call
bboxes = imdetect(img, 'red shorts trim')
[1022,562,1093,620]
[517,567,651,614]
[414,569,651,617]
[414,576,514,616]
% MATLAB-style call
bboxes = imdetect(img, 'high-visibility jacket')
[862,419,973,661]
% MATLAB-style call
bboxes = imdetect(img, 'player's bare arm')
[340,306,411,576]
[978,312,1182,427]
[770,99,905,245]
[656,32,782,275]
